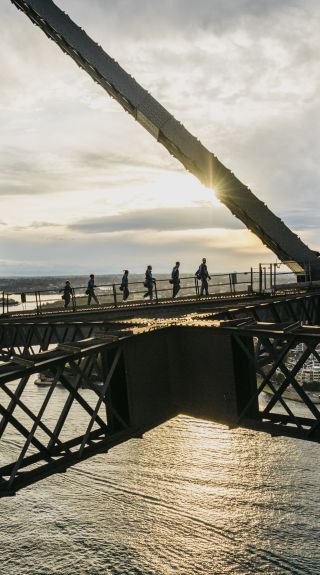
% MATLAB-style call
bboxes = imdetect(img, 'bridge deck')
[1,281,316,324]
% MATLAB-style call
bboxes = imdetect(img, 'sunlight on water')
[0,381,320,574]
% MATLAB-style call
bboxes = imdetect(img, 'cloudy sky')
[0,0,319,276]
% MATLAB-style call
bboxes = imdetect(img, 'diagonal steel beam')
[262,336,320,423]
[46,353,98,450]
[0,402,53,463]
[0,375,29,439]
[58,370,108,433]
[6,370,64,487]
[0,381,67,449]
[78,346,122,456]
[234,333,298,422]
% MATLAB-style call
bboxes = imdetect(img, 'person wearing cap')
[171,261,180,298]
[196,257,211,296]
[120,269,129,301]
[60,280,73,308]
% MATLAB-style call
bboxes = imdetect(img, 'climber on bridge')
[86,274,99,306]
[196,258,211,296]
[120,270,129,301]
[170,261,180,298]
[60,280,73,308]
[143,265,156,300]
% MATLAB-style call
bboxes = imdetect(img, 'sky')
[0,0,320,276]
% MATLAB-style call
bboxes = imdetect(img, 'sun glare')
[142,171,221,209]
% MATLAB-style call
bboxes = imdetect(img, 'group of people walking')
[60,258,211,308]
[140,257,211,301]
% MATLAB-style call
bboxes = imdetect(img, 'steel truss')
[0,320,120,361]
[223,293,320,325]
[0,336,135,497]
[1,294,319,360]
[2,295,320,496]
[229,321,320,441]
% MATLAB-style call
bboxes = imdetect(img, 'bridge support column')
[168,327,258,426]
[119,327,258,431]
[119,329,178,432]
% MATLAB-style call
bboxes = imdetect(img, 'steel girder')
[223,294,320,325]
[227,322,320,441]
[0,336,139,496]
[1,294,319,361]
[0,320,119,361]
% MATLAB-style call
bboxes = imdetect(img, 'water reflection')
[0,380,319,574]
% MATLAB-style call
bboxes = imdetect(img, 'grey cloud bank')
[0,147,174,196]
[54,0,309,38]
[0,227,266,275]
[69,206,243,234]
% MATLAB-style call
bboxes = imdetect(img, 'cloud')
[69,206,244,234]
[53,0,309,42]
[284,209,320,230]
[80,151,174,173]
[12,221,63,231]
[0,146,176,196]
[0,226,268,275]
[1,0,320,273]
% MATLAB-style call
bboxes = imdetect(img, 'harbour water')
[0,379,320,574]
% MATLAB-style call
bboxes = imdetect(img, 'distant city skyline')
[1,0,320,275]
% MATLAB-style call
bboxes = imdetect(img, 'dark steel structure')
[1,292,320,496]
[0,336,134,496]
[0,320,117,361]
[3,2,320,497]
[10,0,320,278]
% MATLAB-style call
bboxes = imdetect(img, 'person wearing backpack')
[171,261,180,298]
[86,274,99,305]
[196,257,211,296]
[60,280,73,308]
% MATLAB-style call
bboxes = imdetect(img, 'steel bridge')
[2,2,320,496]
[1,288,320,496]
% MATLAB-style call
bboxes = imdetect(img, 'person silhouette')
[143,265,156,300]
[171,261,180,298]
[196,258,211,296]
[60,280,72,308]
[120,270,129,301]
[87,274,99,305]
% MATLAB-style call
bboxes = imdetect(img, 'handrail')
[0,267,300,316]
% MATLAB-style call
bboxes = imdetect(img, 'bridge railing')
[0,267,299,316]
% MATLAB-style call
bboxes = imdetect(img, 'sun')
[141,171,221,210]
